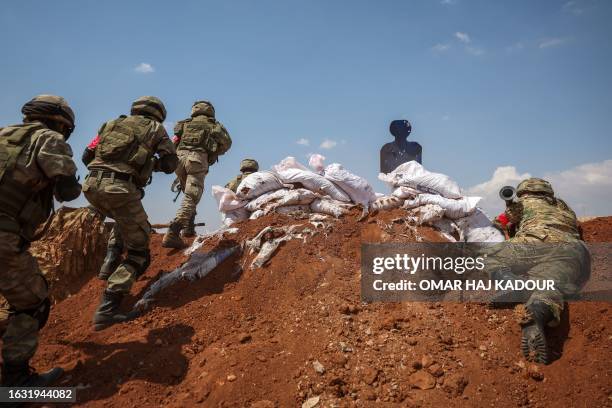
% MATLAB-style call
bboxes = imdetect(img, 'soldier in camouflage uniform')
[82,96,178,330]
[225,158,259,192]
[486,178,590,364]
[0,95,81,386]
[162,100,232,248]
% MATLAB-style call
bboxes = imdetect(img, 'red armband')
[172,135,180,144]
[87,135,100,149]
[496,212,509,227]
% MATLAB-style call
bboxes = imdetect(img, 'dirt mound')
[32,213,612,407]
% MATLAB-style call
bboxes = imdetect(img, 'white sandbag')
[454,209,505,243]
[370,195,404,212]
[271,156,309,173]
[249,210,264,220]
[324,163,377,208]
[274,204,311,215]
[222,207,250,226]
[245,189,292,212]
[262,188,318,213]
[308,154,326,174]
[392,186,420,199]
[379,161,462,199]
[276,168,351,202]
[403,194,481,219]
[310,197,352,218]
[431,218,459,242]
[406,204,446,225]
[211,185,248,212]
[236,171,286,200]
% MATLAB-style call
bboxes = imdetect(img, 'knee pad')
[20,298,51,330]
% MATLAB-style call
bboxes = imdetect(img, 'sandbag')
[308,153,326,174]
[324,163,377,208]
[274,204,311,215]
[212,185,247,212]
[403,194,481,219]
[406,204,446,225]
[222,207,250,226]
[245,189,292,212]
[250,209,264,220]
[454,209,505,243]
[392,186,420,199]
[276,168,351,202]
[370,195,404,212]
[262,188,318,213]
[310,197,352,217]
[379,161,462,199]
[236,171,287,200]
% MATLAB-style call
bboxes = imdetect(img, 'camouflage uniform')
[486,179,590,324]
[0,95,80,385]
[84,97,177,297]
[225,158,259,192]
[163,101,231,247]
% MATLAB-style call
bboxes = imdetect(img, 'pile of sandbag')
[212,155,377,225]
[212,157,503,243]
[377,161,504,243]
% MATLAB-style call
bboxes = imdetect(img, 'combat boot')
[518,301,554,364]
[1,361,63,387]
[93,289,127,331]
[98,246,122,280]
[162,220,186,249]
[181,215,196,238]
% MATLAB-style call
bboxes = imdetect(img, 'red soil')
[32,214,612,407]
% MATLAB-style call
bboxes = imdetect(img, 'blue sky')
[1,0,611,228]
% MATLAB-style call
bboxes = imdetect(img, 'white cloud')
[467,160,612,217]
[465,46,484,56]
[134,62,155,74]
[319,139,337,150]
[432,43,451,52]
[296,138,310,146]
[455,32,471,44]
[562,1,584,15]
[506,42,525,53]
[538,37,568,49]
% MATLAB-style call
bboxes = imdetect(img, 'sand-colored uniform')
[0,122,77,364]
[485,195,590,324]
[84,115,176,294]
[172,115,230,226]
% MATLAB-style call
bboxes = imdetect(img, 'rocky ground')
[29,212,612,407]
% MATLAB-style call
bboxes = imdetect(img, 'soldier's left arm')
[35,130,81,201]
[153,124,178,174]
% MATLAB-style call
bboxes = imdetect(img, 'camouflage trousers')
[174,150,208,226]
[484,240,591,325]
[83,176,151,295]
[0,231,49,364]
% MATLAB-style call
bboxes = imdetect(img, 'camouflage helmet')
[21,94,75,131]
[516,178,554,197]
[240,158,259,173]
[131,96,167,122]
[191,100,215,118]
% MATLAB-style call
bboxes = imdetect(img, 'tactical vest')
[514,196,581,242]
[178,116,232,157]
[94,115,156,186]
[0,123,54,240]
